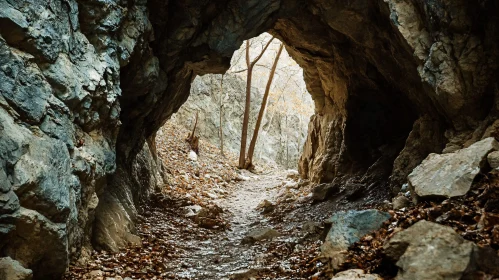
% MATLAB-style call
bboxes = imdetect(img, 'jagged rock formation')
[321,210,391,269]
[172,73,309,167]
[384,220,498,279]
[0,0,498,278]
[409,137,499,199]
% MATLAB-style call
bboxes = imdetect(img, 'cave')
[0,0,498,278]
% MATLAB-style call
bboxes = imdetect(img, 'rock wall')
[0,0,160,278]
[1,0,498,278]
[172,73,309,168]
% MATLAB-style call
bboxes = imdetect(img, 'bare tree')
[186,111,199,153]
[219,74,225,156]
[244,43,284,169]
[238,37,274,168]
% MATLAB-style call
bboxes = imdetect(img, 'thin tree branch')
[250,37,274,67]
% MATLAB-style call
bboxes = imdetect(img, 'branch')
[245,40,251,68]
[232,68,248,74]
[250,37,274,67]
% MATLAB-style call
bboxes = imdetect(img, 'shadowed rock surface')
[0,0,498,278]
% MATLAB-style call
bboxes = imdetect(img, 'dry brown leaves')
[155,122,240,208]
[341,173,499,277]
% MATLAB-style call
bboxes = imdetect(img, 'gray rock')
[487,151,499,169]
[0,37,50,123]
[408,137,499,199]
[257,199,275,214]
[229,268,266,279]
[0,191,19,215]
[2,208,67,279]
[183,205,204,218]
[0,167,11,193]
[93,142,161,252]
[331,269,382,280]
[242,227,281,244]
[321,210,391,269]
[384,220,475,280]
[12,135,75,223]
[312,183,339,202]
[392,195,411,210]
[0,257,33,280]
[300,221,322,235]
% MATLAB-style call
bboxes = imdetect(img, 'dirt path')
[167,172,284,279]
[65,122,326,280]
[65,170,327,280]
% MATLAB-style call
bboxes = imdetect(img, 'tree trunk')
[219,74,225,156]
[238,37,274,168]
[186,111,199,153]
[244,43,284,169]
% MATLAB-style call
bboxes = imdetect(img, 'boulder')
[487,151,499,169]
[392,195,411,210]
[321,210,391,268]
[311,183,339,202]
[384,220,489,280]
[331,269,382,280]
[0,257,33,280]
[408,137,499,199]
[241,227,281,244]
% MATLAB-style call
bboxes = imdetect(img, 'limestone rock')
[384,220,479,280]
[188,150,198,161]
[183,205,203,218]
[257,200,275,214]
[392,195,411,210]
[408,137,499,198]
[487,151,499,169]
[242,227,281,244]
[321,210,391,268]
[0,257,32,280]
[331,269,382,280]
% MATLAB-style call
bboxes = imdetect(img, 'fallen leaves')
[341,173,499,278]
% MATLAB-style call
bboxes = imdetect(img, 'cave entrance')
[164,33,314,170]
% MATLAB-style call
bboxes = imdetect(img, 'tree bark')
[186,111,199,153]
[245,43,284,169]
[219,74,225,156]
[238,37,274,168]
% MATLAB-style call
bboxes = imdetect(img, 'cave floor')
[65,171,330,280]
[65,122,329,279]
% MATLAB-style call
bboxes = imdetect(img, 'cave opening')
[164,32,315,170]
